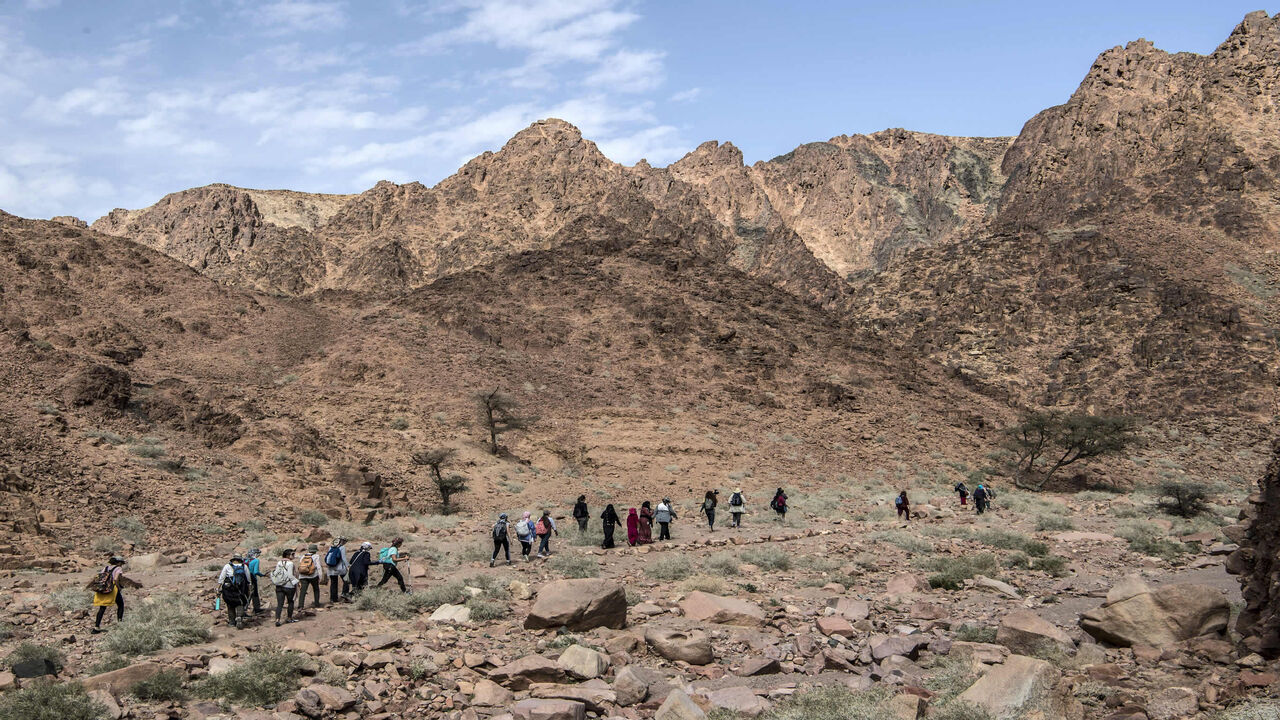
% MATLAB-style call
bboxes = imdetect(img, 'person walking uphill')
[246,548,266,615]
[89,556,140,633]
[770,488,788,521]
[973,484,989,515]
[325,538,351,604]
[348,542,374,594]
[638,501,654,544]
[491,513,512,567]
[297,543,323,611]
[728,488,745,528]
[701,490,719,531]
[655,498,676,541]
[954,482,969,506]
[216,554,252,629]
[626,507,640,546]
[600,504,620,549]
[572,495,589,533]
[269,548,300,626]
[377,538,409,592]
[515,511,535,561]
[896,491,912,523]
[535,510,558,557]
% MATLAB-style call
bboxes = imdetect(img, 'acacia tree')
[475,389,537,454]
[1003,411,1135,490]
[411,447,467,514]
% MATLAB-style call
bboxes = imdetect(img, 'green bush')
[196,647,309,707]
[111,516,148,544]
[129,669,187,701]
[702,552,741,575]
[129,444,165,459]
[104,594,211,656]
[953,624,997,643]
[871,530,935,554]
[1034,514,1075,531]
[740,546,790,571]
[354,584,466,619]
[551,554,600,578]
[750,685,893,720]
[677,575,730,594]
[1213,699,1280,720]
[0,680,107,720]
[48,586,88,612]
[298,509,329,527]
[4,643,65,673]
[1116,520,1185,561]
[1156,480,1209,518]
[974,529,1047,557]
[647,555,695,580]
[924,553,1000,590]
[464,597,508,621]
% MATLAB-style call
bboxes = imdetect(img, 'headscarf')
[602,504,618,524]
[522,510,532,520]
[360,541,373,550]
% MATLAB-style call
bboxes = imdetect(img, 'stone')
[12,657,57,678]
[1145,686,1198,720]
[973,575,1021,598]
[613,665,655,706]
[829,597,871,621]
[996,610,1074,656]
[739,657,781,676]
[284,638,322,656]
[295,685,355,717]
[646,626,714,665]
[956,654,1060,718]
[1239,670,1277,687]
[128,552,171,570]
[362,651,397,669]
[816,616,856,638]
[524,579,627,631]
[510,580,532,600]
[885,573,929,597]
[428,603,472,624]
[530,682,616,713]
[870,634,928,661]
[705,686,770,716]
[81,661,163,695]
[678,591,765,626]
[472,678,516,706]
[556,644,609,680]
[0,672,13,691]
[365,633,401,650]
[490,655,567,690]
[886,692,927,720]
[1080,583,1230,647]
[87,689,121,720]
[511,698,586,720]
[656,688,707,720]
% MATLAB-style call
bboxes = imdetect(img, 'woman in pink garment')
[626,508,640,546]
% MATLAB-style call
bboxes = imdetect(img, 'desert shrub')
[461,574,509,599]
[103,594,211,656]
[83,429,124,444]
[1213,700,1280,720]
[195,646,308,706]
[464,597,508,621]
[0,623,15,641]
[931,703,994,720]
[1030,554,1069,576]
[90,537,121,554]
[389,416,409,430]
[974,529,1047,557]
[111,516,148,544]
[4,642,64,673]
[796,555,842,573]
[740,545,790,571]
[354,585,456,619]
[552,554,600,578]
[0,680,107,720]
[702,552,740,575]
[1156,480,1209,518]
[1116,520,1185,560]
[750,685,893,720]
[923,553,999,590]
[677,575,729,594]
[88,653,129,675]
[129,444,165,459]
[871,530,934,554]
[953,624,998,643]
[1034,514,1075,531]
[238,518,267,532]
[48,586,88,612]
[647,555,695,580]
[298,509,328,527]
[129,668,186,701]
[570,525,605,547]
[925,655,984,705]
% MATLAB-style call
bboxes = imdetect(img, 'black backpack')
[222,565,249,600]
[492,520,508,540]
[730,492,743,506]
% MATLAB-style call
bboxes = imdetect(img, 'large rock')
[295,685,356,717]
[556,644,609,680]
[512,698,586,720]
[490,655,567,690]
[870,634,929,661]
[428,603,471,624]
[128,552,172,571]
[956,654,1060,718]
[1080,582,1230,647]
[645,626,714,665]
[524,579,627,631]
[613,665,660,706]
[656,688,707,720]
[473,678,516,706]
[1146,687,1198,720]
[82,662,163,696]
[678,591,764,627]
[530,682,616,713]
[996,610,1074,656]
[1230,439,1280,657]
[704,686,770,716]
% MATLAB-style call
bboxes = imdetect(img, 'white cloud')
[669,87,701,103]
[586,49,664,93]
[24,0,61,10]
[258,42,351,72]
[595,125,688,166]
[28,78,132,124]
[354,166,416,186]
[252,1,346,35]
[100,39,152,69]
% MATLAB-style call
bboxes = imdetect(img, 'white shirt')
[217,562,247,585]
[298,552,322,579]
[325,545,350,576]
[272,559,299,588]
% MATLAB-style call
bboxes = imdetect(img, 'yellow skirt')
[93,587,119,606]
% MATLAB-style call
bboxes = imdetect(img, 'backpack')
[769,496,778,510]
[516,519,531,538]
[895,496,904,507]
[90,566,116,594]
[492,520,508,540]
[325,546,343,567]
[730,492,743,507]
[222,564,249,598]
[379,547,394,563]
[535,518,549,535]
[270,560,292,586]
[298,554,316,576]
[703,499,714,511]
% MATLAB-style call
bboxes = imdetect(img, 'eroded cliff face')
[1231,439,1280,657]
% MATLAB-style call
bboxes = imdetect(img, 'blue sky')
[0,0,1271,220]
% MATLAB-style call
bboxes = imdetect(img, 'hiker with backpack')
[654,498,676,541]
[296,543,323,611]
[216,554,252,629]
[701,490,719,531]
[348,542,374,594]
[638,501,654,544]
[376,538,408,592]
[88,556,140,633]
[572,495,589,533]
[728,488,746,527]
[955,482,970,506]
[325,538,351,604]
[515,511,536,561]
[973,484,989,515]
[625,507,640,546]
[245,548,268,616]
[491,513,512,567]
[270,548,300,626]
[600,504,620,549]
[770,488,788,521]
[896,491,912,523]
[535,510,558,558]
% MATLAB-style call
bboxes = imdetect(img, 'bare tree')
[475,389,537,454]
[411,447,467,514]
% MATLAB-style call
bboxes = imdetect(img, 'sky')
[0,1,1272,221]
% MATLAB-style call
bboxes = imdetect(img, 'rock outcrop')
[1080,578,1230,647]
[1230,438,1280,656]
[523,579,627,631]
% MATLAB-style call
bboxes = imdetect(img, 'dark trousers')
[350,568,369,594]
[576,517,588,532]
[225,594,245,625]
[602,522,616,548]
[519,540,533,558]
[274,586,295,622]
[328,575,350,602]
[249,576,262,613]
[95,591,124,627]
[730,510,743,527]
[706,509,716,530]
[298,577,321,609]
[898,506,911,522]
[976,499,987,514]
[377,564,407,592]
[658,522,670,541]
[492,537,510,562]
[538,534,551,555]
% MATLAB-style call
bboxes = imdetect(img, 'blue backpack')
[222,564,249,599]
[325,546,343,567]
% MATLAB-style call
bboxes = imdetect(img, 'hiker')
[325,538,351,604]
[270,548,300,626]
[638,501,654,544]
[348,542,374,594]
[770,488,788,520]
[572,495,589,533]
[600,504,620,549]
[626,507,640,546]
[88,556,139,633]
[955,482,969,506]
[515,511,536,561]
[896,491,912,523]
[376,538,409,592]
[297,543,323,611]
[535,510,558,558]
[491,513,512,567]
[246,548,267,616]
[701,490,719,531]
[973,484,989,515]
[728,487,746,527]
[654,498,676,541]
[216,554,252,629]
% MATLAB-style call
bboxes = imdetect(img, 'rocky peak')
[671,141,745,175]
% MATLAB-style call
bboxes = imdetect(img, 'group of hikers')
[894,482,996,523]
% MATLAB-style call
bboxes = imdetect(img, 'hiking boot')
[91,627,101,634]
[489,559,495,568]
[275,621,282,627]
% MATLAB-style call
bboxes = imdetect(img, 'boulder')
[973,575,1021,598]
[473,678,516,706]
[1080,583,1229,647]
[524,579,627,631]
[284,639,322,656]
[816,616,856,638]
[739,657,781,676]
[512,698,586,720]
[870,634,928,661]
[530,681,616,713]
[128,552,171,571]
[556,644,609,680]
[490,655,567,690]
[656,688,707,720]
[295,685,355,717]
[613,665,659,706]
[81,662,162,696]
[829,597,871,621]
[645,626,714,665]
[428,603,472,624]
[956,654,1059,718]
[996,610,1074,656]
[678,591,764,626]
[704,685,770,716]
[1146,687,1198,720]
[886,692,927,720]
[884,573,929,597]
